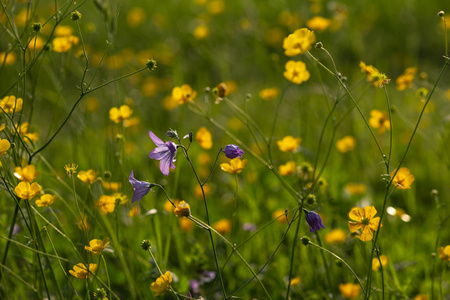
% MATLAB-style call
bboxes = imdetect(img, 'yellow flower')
[85,238,110,254]
[0,95,23,114]
[196,127,213,149]
[14,182,42,200]
[359,61,390,87]
[77,169,97,184]
[193,24,210,40]
[213,219,232,234]
[306,16,331,32]
[0,138,11,156]
[174,201,191,217]
[348,206,381,242]
[279,161,296,176]
[277,136,301,152]
[259,88,279,101]
[16,122,39,143]
[339,283,361,299]
[372,254,388,271]
[369,110,390,133]
[414,295,429,300]
[325,229,346,243]
[14,165,39,182]
[391,167,414,189]
[283,60,310,84]
[128,206,139,217]
[112,193,128,205]
[52,35,79,52]
[207,0,225,14]
[345,183,366,196]
[172,84,197,104]
[151,271,172,296]
[336,136,356,153]
[64,163,78,178]
[35,194,56,207]
[69,263,97,279]
[76,214,91,231]
[109,105,133,123]
[438,245,450,261]
[195,184,210,198]
[126,7,146,27]
[272,209,288,224]
[0,51,16,65]
[179,217,194,232]
[283,28,316,56]
[97,195,116,214]
[102,181,122,191]
[289,277,301,286]
[220,158,247,174]
[396,67,417,91]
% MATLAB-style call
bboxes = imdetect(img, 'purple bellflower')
[223,144,244,159]
[148,131,177,176]
[129,171,154,214]
[305,211,325,233]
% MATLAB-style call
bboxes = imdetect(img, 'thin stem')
[101,254,111,300]
[285,207,302,300]
[316,232,332,292]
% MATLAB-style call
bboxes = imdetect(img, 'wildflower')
[127,7,146,27]
[179,217,194,232]
[97,195,115,214]
[306,16,331,32]
[396,67,417,91]
[77,169,97,184]
[325,229,346,243]
[16,122,39,143]
[52,35,79,52]
[149,131,177,176]
[93,288,108,300]
[298,162,314,181]
[279,161,296,176]
[207,0,225,14]
[348,206,381,242]
[76,215,91,230]
[223,144,244,159]
[369,110,390,133]
[64,164,78,177]
[193,24,210,40]
[283,60,310,84]
[372,254,388,271]
[151,271,172,296]
[414,295,429,300]
[391,167,415,189]
[213,219,232,234]
[289,277,301,286]
[359,61,390,87]
[345,183,366,196]
[129,170,154,205]
[194,185,210,198]
[259,87,279,101]
[283,28,316,56]
[0,51,16,65]
[0,95,23,114]
[174,201,191,217]
[101,181,122,191]
[14,182,41,200]
[273,209,289,224]
[220,158,247,174]
[128,207,139,217]
[14,165,39,182]
[141,239,152,250]
[85,238,110,254]
[336,136,356,153]
[35,194,56,207]
[339,283,361,299]
[438,245,450,261]
[305,211,325,233]
[109,105,133,123]
[69,263,97,279]
[196,127,213,149]
[212,82,228,101]
[172,84,197,104]
[277,136,301,152]
[70,10,82,21]
[0,139,10,156]
[112,193,128,205]
[146,59,157,71]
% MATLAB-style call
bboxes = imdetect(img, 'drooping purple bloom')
[148,131,177,176]
[128,171,153,203]
[305,211,325,233]
[223,144,244,159]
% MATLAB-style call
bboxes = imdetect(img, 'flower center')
[361,217,370,226]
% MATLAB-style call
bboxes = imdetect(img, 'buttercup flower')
[360,61,390,87]
[52,36,79,53]
[345,183,366,196]
[339,283,361,299]
[283,28,316,56]
[69,263,97,279]
[101,181,122,191]
[85,238,110,254]
[0,95,23,113]
[305,211,325,233]
[283,60,310,84]
[289,277,301,286]
[391,167,415,189]
[64,163,78,177]
[15,182,41,200]
[348,206,381,242]
[372,254,388,271]
[369,110,390,133]
[129,171,154,204]
[279,161,296,176]
[77,169,97,184]
[223,144,244,159]
[97,195,115,214]
[220,158,247,174]
[149,131,177,176]
[277,136,301,152]
[14,165,39,182]
[336,136,356,153]
[35,194,56,207]
[325,229,346,244]
[396,67,417,91]
[0,138,10,156]
[306,16,331,32]
[172,84,197,104]
[259,87,279,101]
[174,201,191,217]
[16,122,39,143]
[151,271,172,296]
[196,127,213,149]
[438,245,450,261]
[213,219,232,234]
[109,105,133,123]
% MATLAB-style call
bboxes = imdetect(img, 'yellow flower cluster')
[279,161,296,176]
[52,25,79,53]
[339,283,360,299]
[98,195,116,214]
[282,28,314,84]
[0,95,23,114]
[0,138,11,156]
[109,105,133,123]
[77,169,97,184]
[16,122,39,143]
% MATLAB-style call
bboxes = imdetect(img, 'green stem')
[101,254,111,300]
[316,232,332,292]
[285,207,302,300]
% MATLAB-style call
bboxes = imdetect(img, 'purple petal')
[149,145,169,160]
[149,131,164,146]
[128,171,151,203]
[159,155,172,176]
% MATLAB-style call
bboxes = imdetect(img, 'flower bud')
[166,129,179,139]
[32,22,42,33]
[146,59,157,71]
[438,11,445,17]
[174,201,191,217]
[141,239,151,250]
[315,42,323,49]
[70,10,82,21]
[223,144,244,159]
[301,236,310,246]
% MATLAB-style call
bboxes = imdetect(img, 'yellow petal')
[348,221,362,233]
[364,206,377,219]
[348,207,363,221]
[359,226,374,242]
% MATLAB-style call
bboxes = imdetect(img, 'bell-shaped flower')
[148,131,177,176]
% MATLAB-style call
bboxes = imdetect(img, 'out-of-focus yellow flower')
[345,183,366,196]
[172,84,197,104]
[279,161,296,176]
[14,165,39,182]
[127,7,146,27]
[277,136,301,152]
[348,206,381,242]
[445,89,450,101]
[14,182,42,200]
[372,254,388,271]
[162,95,179,111]
[0,51,16,65]
[112,193,128,205]
[339,283,361,299]
[325,229,346,243]
[283,28,316,56]
[0,139,11,156]
[97,195,116,214]
[76,214,90,230]
[128,206,139,217]
[85,97,100,112]
[220,158,247,174]
[77,169,97,184]
[265,27,285,46]
[414,295,429,300]
[195,184,210,198]
[369,110,390,133]
[207,0,225,14]
[109,105,133,123]
[228,117,243,131]
[14,122,39,143]
[278,11,301,30]
[174,201,191,217]
[196,127,213,149]
[28,36,44,51]
[259,88,279,101]
[179,217,194,232]
[55,26,73,36]
[438,245,450,261]
[164,199,178,213]
[272,209,288,224]
[0,95,23,114]
[396,67,417,91]
[391,167,414,189]
[69,263,97,279]
[35,194,56,207]
[64,163,78,178]
[102,181,122,191]
[213,219,231,234]
[306,16,331,31]
[193,24,210,40]
[360,61,390,87]
[224,80,237,95]
[52,36,79,52]
[151,271,172,296]
[289,277,301,286]
[284,60,310,84]
[336,136,356,153]
[197,152,211,165]
[85,238,110,254]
